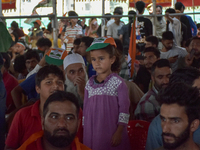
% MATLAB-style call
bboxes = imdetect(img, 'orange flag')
[128,16,136,77]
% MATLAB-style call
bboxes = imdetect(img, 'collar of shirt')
[152,85,158,95]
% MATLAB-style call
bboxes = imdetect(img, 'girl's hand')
[111,130,122,147]
[111,125,124,147]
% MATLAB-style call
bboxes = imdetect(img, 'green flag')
[0,19,13,52]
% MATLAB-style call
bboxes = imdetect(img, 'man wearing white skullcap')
[63,53,88,107]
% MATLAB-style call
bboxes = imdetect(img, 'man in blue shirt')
[146,67,200,150]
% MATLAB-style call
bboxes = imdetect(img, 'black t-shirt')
[134,66,151,93]
[192,58,200,69]
[137,17,152,38]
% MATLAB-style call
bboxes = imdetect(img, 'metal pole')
[52,0,58,48]
[192,0,195,21]
[171,0,176,8]
[152,0,156,36]
[0,0,2,17]
[101,0,105,37]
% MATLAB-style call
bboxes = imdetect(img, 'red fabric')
[2,0,16,10]
[6,100,83,149]
[3,71,18,114]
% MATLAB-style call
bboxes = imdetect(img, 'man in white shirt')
[107,7,124,39]
[165,8,182,47]
[161,31,188,72]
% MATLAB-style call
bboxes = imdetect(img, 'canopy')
[2,0,16,10]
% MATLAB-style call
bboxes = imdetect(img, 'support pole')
[101,0,105,37]
[152,0,156,36]
[52,0,58,48]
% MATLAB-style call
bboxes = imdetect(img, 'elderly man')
[17,91,90,150]
[63,53,88,108]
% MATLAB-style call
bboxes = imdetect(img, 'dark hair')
[143,47,160,58]
[14,55,26,73]
[169,67,200,86]
[162,31,174,40]
[146,36,159,47]
[175,2,185,11]
[128,10,136,22]
[36,38,52,48]
[156,5,162,11]
[0,52,10,69]
[24,49,40,62]
[191,36,200,42]
[81,37,94,48]
[105,13,112,21]
[165,8,176,14]
[11,21,19,29]
[36,64,65,87]
[43,91,80,118]
[135,1,145,14]
[11,32,19,44]
[68,11,78,17]
[114,39,123,55]
[97,44,121,72]
[113,7,123,15]
[197,23,200,29]
[73,38,81,45]
[151,59,170,74]
[158,82,200,124]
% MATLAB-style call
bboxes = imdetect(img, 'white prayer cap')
[63,53,85,70]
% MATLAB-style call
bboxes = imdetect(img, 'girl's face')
[16,44,25,54]
[90,49,115,75]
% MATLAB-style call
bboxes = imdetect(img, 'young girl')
[83,37,130,150]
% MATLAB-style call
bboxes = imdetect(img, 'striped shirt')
[64,24,82,51]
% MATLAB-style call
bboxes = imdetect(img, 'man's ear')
[190,119,200,132]
[35,85,40,94]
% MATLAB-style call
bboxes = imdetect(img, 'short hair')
[158,82,200,124]
[14,55,26,73]
[190,36,200,42]
[81,37,94,48]
[0,52,10,70]
[36,38,52,48]
[197,23,200,29]
[143,47,161,58]
[11,21,19,29]
[128,10,136,21]
[175,2,185,11]
[162,31,174,40]
[146,36,159,47]
[24,49,40,62]
[73,38,81,45]
[156,5,162,11]
[105,13,112,21]
[165,8,176,14]
[135,1,145,14]
[35,64,65,87]
[151,59,171,74]
[43,91,80,118]
[169,67,200,86]
[68,11,78,17]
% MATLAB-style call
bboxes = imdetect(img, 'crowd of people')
[1,1,200,150]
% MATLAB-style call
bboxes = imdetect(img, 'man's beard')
[155,82,168,91]
[162,124,190,149]
[65,76,79,99]
[163,44,172,51]
[157,16,162,22]
[44,127,77,148]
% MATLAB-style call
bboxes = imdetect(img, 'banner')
[2,0,16,10]
[129,0,171,8]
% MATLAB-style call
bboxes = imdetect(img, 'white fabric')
[106,19,115,27]
[168,18,182,47]
[160,46,188,71]
[107,22,124,39]
[26,64,42,79]
[63,53,85,70]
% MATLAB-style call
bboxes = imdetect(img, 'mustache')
[161,83,168,87]
[162,132,176,138]
[53,128,69,135]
